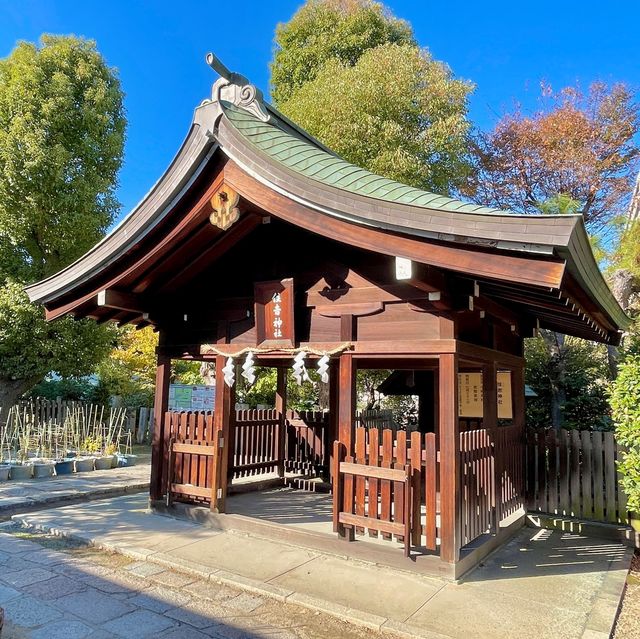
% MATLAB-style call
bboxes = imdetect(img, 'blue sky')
[1,0,638,223]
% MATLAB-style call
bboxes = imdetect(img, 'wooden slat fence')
[333,426,439,555]
[232,409,280,479]
[459,425,525,547]
[526,429,628,524]
[285,410,328,476]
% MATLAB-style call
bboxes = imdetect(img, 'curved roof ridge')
[222,102,584,221]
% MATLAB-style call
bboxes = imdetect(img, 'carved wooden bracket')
[209,183,240,230]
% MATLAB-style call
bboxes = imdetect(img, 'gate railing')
[332,426,439,557]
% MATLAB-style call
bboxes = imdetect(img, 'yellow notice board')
[457,371,513,419]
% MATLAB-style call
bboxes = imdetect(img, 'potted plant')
[610,355,640,531]
[54,457,75,475]
[9,427,33,480]
[95,443,116,470]
[33,459,55,478]
[75,435,100,472]
[0,428,10,481]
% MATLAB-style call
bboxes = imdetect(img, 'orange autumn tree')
[465,82,640,430]
[466,82,639,233]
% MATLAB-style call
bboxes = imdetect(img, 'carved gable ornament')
[209,183,240,231]
[205,52,270,123]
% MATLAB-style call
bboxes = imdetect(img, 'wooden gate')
[332,427,439,556]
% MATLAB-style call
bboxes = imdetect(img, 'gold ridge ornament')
[209,184,240,230]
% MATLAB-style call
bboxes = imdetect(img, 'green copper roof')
[222,104,507,216]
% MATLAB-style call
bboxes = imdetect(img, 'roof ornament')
[205,52,270,123]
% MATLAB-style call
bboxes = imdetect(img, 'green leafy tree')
[272,1,474,195]
[271,0,414,105]
[609,354,640,513]
[525,334,611,430]
[0,35,126,409]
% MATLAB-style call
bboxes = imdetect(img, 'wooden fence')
[526,429,628,524]
[459,425,525,546]
[285,410,328,476]
[333,426,439,555]
[232,409,280,479]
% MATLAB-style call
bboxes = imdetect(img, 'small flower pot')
[94,456,114,471]
[54,459,75,476]
[33,462,55,479]
[65,450,77,458]
[123,454,138,467]
[74,457,95,473]
[0,465,10,481]
[9,464,33,480]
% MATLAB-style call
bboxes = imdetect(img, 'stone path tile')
[53,586,137,623]
[159,626,214,639]
[2,593,63,627]
[30,619,95,639]
[0,583,21,604]
[150,569,197,588]
[166,599,232,630]
[128,585,192,613]
[0,566,56,587]
[101,608,177,638]
[22,573,88,600]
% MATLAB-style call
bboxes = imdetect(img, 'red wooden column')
[439,352,461,563]
[483,360,499,531]
[275,367,287,478]
[211,355,232,513]
[150,354,171,501]
[336,352,356,540]
[327,360,339,483]
[338,353,356,455]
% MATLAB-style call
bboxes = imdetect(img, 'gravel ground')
[0,523,381,639]
[613,550,640,639]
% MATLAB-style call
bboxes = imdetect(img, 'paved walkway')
[11,494,634,639]
[0,464,150,520]
[0,527,373,639]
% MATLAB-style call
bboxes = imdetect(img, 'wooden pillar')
[337,352,356,541]
[439,352,460,563]
[327,360,339,484]
[275,367,287,478]
[150,354,171,501]
[211,355,232,513]
[483,360,499,531]
[337,353,356,455]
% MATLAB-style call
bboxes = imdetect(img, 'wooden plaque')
[254,278,295,346]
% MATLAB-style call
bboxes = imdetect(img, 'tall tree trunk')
[541,330,567,431]
[0,377,39,422]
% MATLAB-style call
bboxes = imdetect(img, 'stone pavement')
[0,527,374,639]
[11,494,634,639]
[0,464,150,520]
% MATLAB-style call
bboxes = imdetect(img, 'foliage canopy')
[0,35,126,407]
[271,0,414,105]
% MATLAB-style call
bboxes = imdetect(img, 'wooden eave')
[24,67,627,345]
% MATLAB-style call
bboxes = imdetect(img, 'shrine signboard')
[254,278,295,346]
[458,371,513,420]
